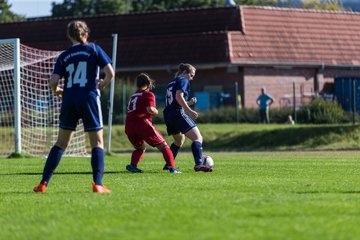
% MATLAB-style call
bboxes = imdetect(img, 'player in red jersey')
[125,73,181,173]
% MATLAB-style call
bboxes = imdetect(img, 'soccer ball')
[203,155,214,167]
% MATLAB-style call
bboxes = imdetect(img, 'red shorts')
[125,118,165,148]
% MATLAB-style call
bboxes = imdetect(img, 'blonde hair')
[67,20,89,44]
[175,63,196,77]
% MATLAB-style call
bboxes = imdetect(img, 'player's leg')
[88,130,110,193]
[127,143,145,173]
[156,142,175,168]
[185,127,212,172]
[171,133,185,159]
[34,128,73,192]
[88,129,105,184]
[184,127,203,165]
[155,142,181,173]
[125,123,146,173]
[164,111,184,159]
[161,133,184,170]
[83,91,110,193]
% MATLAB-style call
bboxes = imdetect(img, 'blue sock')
[170,143,180,159]
[41,145,64,184]
[191,141,203,165]
[91,147,104,185]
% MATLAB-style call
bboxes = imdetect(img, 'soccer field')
[1,151,360,240]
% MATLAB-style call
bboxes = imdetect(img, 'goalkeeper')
[33,20,114,193]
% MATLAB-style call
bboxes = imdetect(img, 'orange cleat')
[92,182,111,193]
[33,181,47,193]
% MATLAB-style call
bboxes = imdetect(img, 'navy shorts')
[59,90,103,132]
[163,109,196,135]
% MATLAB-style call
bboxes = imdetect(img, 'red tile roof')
[230,6,360,66]
[1,6,360,69]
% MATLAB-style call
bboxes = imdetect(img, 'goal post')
[106,33,118,154]
[0,38,21,154]
[0,38,87,157]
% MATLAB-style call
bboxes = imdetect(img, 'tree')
[0,0,25,23]
[303,0,342,11]
[50,0,343,17]
[131,0,221,12]
[316,0,342,11]
[235,0,277,5]
[51,0,128,17]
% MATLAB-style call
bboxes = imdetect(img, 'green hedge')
[100,84,347,124]
[297,97,344,124]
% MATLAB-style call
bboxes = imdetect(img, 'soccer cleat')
[194,165,213,172]
[163,164,171,170]
[92,182,111,193]
[169,167,181,174]
[126,164,143,173]
[33,181,47,193]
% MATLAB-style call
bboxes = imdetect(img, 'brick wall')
[243,66,360,109]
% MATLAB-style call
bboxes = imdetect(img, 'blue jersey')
[163,76,196,135]
[164,76,190,112]
[53,43,111,132]
[53,43,112,93]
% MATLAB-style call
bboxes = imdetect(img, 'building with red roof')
[1,6,360,109]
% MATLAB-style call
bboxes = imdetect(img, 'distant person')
[33,20,114,193]
[125,73,180,174]
[163,63,212,172]
[256,87,274,124]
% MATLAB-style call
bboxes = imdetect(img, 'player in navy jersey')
[33,20,114,193]
[125,73,180,173]
[163,63,212,172]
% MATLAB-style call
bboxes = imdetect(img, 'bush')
[153,107,296,124]
[103,92,343,124]
[197,107,236,123]
[268,108,293,124]
[297,97,344,124]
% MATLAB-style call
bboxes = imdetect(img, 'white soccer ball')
[203,155,214,167]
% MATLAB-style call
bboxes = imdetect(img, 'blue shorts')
[163,109,196,135]
[59,90,103,132]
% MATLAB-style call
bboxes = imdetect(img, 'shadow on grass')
[0,170,169,176]
[295,190,360,194]
[0,171,123,176]
[204,125,359,150]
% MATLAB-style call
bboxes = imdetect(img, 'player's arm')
[146,106,158,116]
[175,90,198,119]
[146,92,158,116]
[49,74,63,98]
[187,97,197,106]
[98,64,115,91]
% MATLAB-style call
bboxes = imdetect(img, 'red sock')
[161,146,175,168]
[131,149,145,166]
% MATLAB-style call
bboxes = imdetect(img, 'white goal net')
[0,39,87,157]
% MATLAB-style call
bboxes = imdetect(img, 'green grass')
[1,151,360,240]
[104,124,360,152]
[3,124,360,154]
